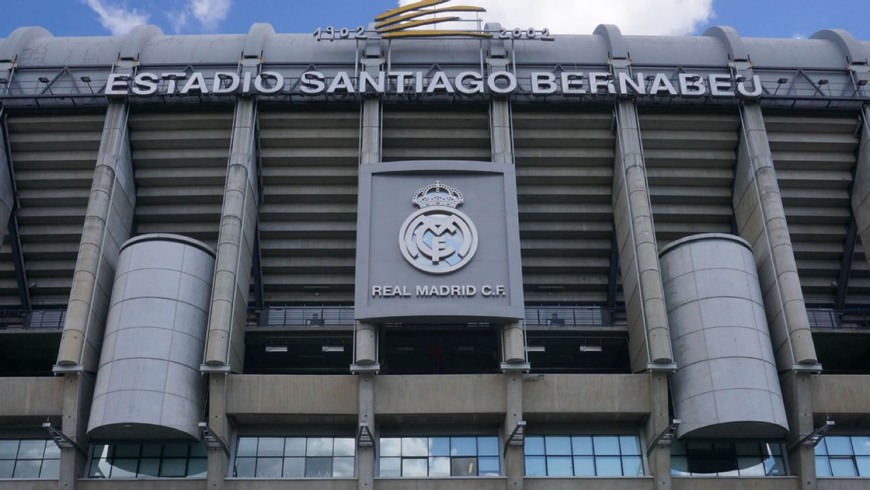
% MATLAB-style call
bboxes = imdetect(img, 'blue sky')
[1,1,868,40]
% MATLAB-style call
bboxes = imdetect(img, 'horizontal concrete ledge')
[226,480,355,490]
[673,477,799,490]
[78,480,206,490]
[523,374,650,421]
[0,481,57,490]
[812,375,870,417]
[526,477,653,490]
[0,376,64,418]
[818,479,870,490]
[227,375,358,422]
[376,375,506,419]
[375,478,506,490]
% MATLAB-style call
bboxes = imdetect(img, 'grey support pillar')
[202,98,258,372]
[485,26,526,490]
[612,100,674,370]
[596,25,674,490]
[53,100,136,489]
[354,30,384,490]
[734,102,821,490]
[734,103,819,370]
[201,91,258,490]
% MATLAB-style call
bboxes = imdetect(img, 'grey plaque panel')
[356,161,524,322]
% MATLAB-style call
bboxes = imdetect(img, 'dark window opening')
[381,325,499,375]
[244,331,353,374]
[526,332,630,374]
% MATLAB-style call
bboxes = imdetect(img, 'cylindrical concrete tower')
[659,233,788,439]
[88,234,215,440]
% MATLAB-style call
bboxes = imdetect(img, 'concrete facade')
[0,18,869,490]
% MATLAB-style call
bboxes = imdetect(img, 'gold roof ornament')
[375,0,491,39]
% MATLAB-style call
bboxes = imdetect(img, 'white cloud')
[397,0,714,36]
[168,0,232,33]
[83,0,149,35]
[188,0,232,30]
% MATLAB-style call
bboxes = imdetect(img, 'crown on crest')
[412,181,464,208]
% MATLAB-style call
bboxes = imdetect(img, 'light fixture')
[358,423,374,448]
[199,422,230,457]
[646,419,681,456]
[798,420,835,447]
[38,77,50,83]
[777,77,789,84]
[526,345,546,353]
[265,345,288,353]
[504,420,527,456]
[457,346,475,352]
[80,76,91,83]
[818,79,829,85]
[579,345,602,353]
[396,346,414,352]
[322,345,345,353]
[857,79,868,86]
[43,422,86,455]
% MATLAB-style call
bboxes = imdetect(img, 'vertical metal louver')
[129,111,233,249]
[258,111,359,304]
[640,112,738,248]
[6,114,102,306]
[767,114,860,305]
[382,108,491,162]
[513,110,614,304]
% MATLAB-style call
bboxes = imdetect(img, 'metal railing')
[252,307,356,328]
[0,309,67,330]
[807,308,870,330]
[524,307,619,328]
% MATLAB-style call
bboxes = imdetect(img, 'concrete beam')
[55,101,136,371]
[203,99,258,372]
[613,100,674,371]
[733,103,818,369]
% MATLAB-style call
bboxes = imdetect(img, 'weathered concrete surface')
[0,376,63,417]
[375,479,506,490]
[376,375,505,417]
[523,374,649,419]
[672,477,799,490]
[226,481,355,490]
[78,480,206,490]
[613,100,674,371]
[526,478,653,490]
[812,374,870,418]
[733,103,817,369]
[226,375,358,418]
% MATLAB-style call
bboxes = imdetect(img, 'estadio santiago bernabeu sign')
[355,161,524,322]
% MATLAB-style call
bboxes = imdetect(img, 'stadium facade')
[1,10,870,490]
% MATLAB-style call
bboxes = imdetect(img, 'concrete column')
[612,100,674,371]
[504,374,523,490]
[781,372,817,490]
[733,103,818,370]
[206,373,229,490]
[645,371,672,490]
[203,99,258,372]
[358,373,375,490]
[55,101,136,372]
[58,372,94,490]
[0,111,14,246]
[357,44,383,489]
[355,65,382,367]
[491,98,513,164]
[851,106,870,269]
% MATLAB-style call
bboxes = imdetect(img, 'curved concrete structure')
[88,234,215,440]
[659,233,788,439]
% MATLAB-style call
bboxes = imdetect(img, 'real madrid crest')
[399,181,478,274]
